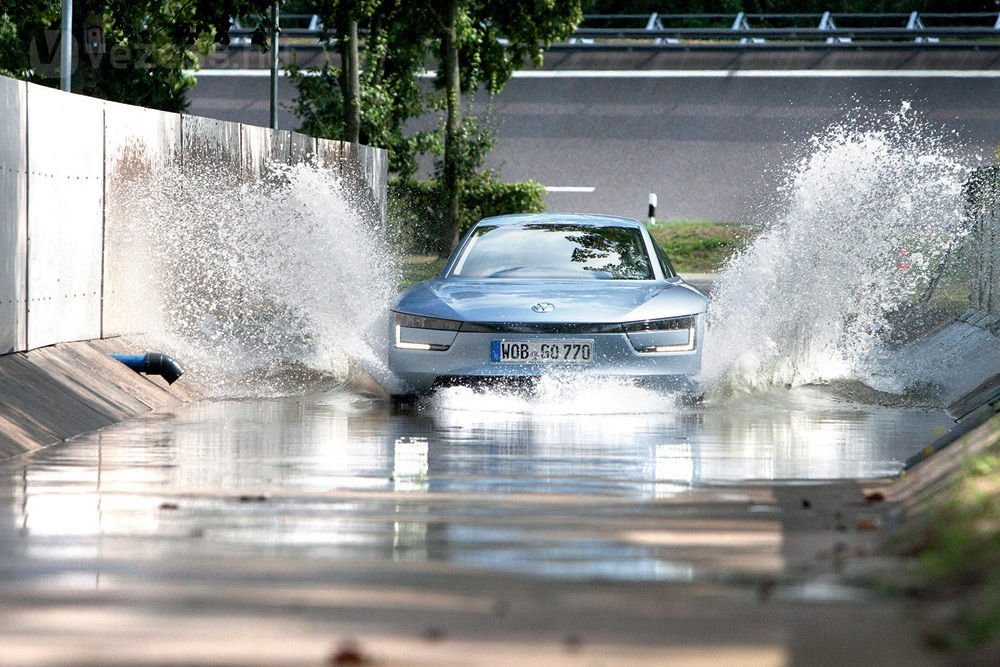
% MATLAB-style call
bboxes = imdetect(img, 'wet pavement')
[0,386,952,665]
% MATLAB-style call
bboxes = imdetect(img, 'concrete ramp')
[887,310,1000,407]
[0,340,194,459]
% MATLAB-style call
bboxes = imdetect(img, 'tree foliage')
[0,0,277,112]
[289,0,582,250]
[452,0,584,94]
[389,174,547,253]
[434,0,582,249]
[289,1,440,180]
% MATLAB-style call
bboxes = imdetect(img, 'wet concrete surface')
[0,387,952,664]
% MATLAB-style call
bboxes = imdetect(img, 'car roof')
[474,213,644,228]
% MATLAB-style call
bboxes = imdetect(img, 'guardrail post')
[819,11,851,44]
[568,16,594,46]
[907,11,939,44]
[646,13,676,45]
[731,12,765,45]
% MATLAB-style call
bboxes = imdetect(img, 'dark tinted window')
[451,224,654,280]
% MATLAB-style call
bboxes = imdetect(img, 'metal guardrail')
[569,11,1000,45]
[227,11,1000,48]
[229,14,321,47]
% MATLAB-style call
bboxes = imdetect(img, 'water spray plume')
[702,105,972,396]
[120,160,398,397]
[117,104,974,410]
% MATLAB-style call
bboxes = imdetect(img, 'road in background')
[187,47,1000,221]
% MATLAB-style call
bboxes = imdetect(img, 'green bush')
[388,179,443,254]
[389,175,546,254]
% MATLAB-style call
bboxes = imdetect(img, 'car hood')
[393,279,707,324]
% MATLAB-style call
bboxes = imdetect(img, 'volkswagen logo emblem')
[531,302,554,313]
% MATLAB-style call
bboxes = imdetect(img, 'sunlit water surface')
[0,387,952,582]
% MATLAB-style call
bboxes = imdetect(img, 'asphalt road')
[187,47,1000,221]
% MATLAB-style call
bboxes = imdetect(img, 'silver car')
[389,213,707,396]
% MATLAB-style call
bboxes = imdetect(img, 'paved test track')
[188,48,1000,221]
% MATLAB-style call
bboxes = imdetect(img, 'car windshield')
[450,223,655,280]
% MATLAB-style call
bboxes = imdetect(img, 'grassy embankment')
[890,418,1000,658]
[398,220,749,289]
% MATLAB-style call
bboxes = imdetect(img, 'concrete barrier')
[26,86,106,350]
[0,73,388,355]
[0,73,387,458]
[0,77,26,354]
[0,338,197,459]
[103,101,181,339]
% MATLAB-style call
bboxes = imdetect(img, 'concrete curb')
[889,410,1000,519]
[0,338,198,460]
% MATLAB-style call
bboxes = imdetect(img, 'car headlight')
[393,312,461,351]
[624,315,696,353]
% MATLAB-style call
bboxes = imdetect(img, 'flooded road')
[0,387,953,665]
[1,388,951,582]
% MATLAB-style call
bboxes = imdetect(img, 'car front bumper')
[389,325,703,395]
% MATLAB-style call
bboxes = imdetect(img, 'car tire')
[390,393,420,413]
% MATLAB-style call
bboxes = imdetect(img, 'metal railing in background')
[569,11,1000,44]
[227,11,1000,49]
[229,13,323,47]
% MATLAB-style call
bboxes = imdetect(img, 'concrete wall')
[102,101,181,339]
[26,85,106,350]
[968,166,1000,318]
[0,74,387,354]
[0,77,26,354]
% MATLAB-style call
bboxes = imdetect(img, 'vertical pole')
[442,0,462,251]
[269,2,279,129]
[345,18,360,144]
[60,0,73,92]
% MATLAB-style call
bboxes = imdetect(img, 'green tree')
[306,0,376,144]
[288,0,438,180]
[0,0,277,112]
[0,1,60,80]
[289,0,582,251]
[433,0,583,249]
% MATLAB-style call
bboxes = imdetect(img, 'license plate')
[490,340,593,364]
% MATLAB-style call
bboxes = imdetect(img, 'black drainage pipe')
[110,353,185,384]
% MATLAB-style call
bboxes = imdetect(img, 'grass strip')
[645,220,751,274]
[889,416,1000,655]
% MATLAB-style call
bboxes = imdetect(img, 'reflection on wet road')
[0,387,951,583]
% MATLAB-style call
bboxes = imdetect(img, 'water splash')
[116,161,398,397]
[702,105,973,396]
[114,106,975,406]
[431,375,675,416]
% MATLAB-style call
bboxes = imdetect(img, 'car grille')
[459,322,626,334]
[460,316,696,335]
